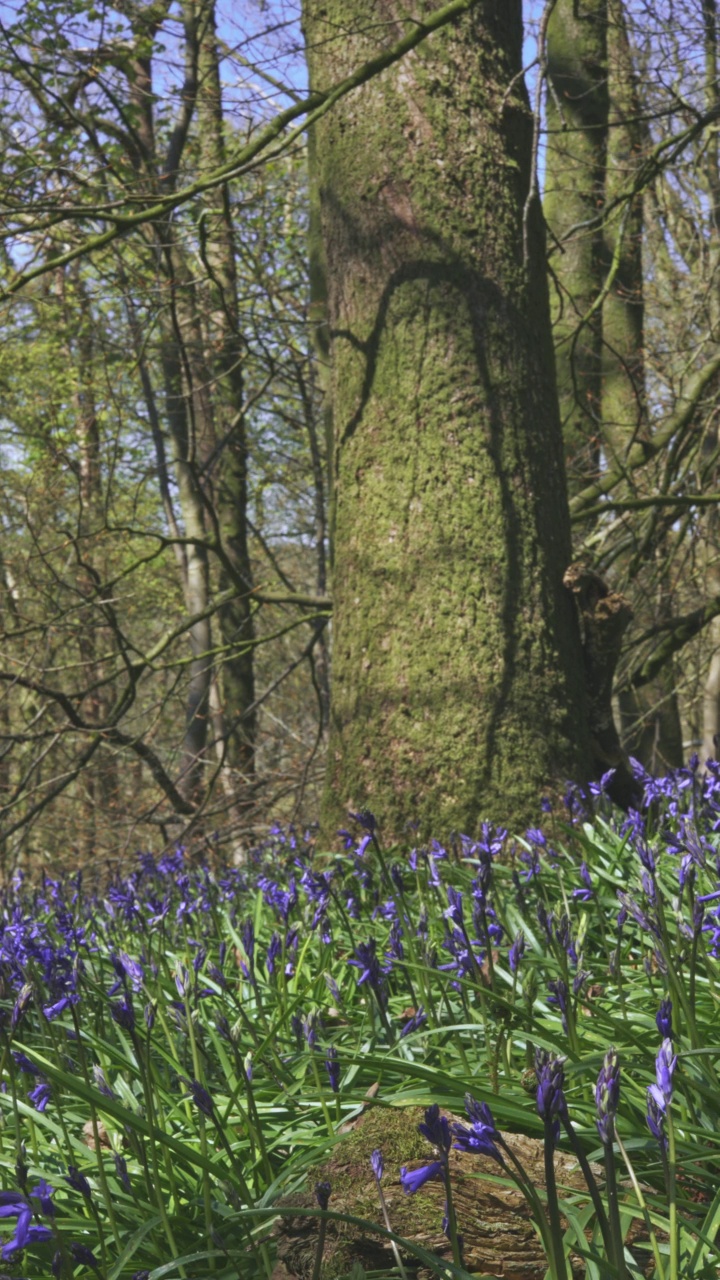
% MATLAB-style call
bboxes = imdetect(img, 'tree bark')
[198,5,256,786]
[304,0,592,839]
[545,0,609,489]
[603,0,683,769]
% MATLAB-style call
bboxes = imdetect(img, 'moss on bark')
[304,1,592,840]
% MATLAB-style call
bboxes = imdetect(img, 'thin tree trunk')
[603,0,683,769]
[304,0,592,838]
[198,6,256,788]
[545,0,609,490]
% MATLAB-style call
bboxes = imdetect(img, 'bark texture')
[305,1,591,839]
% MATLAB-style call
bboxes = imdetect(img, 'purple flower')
[646,1089,667,1150]
[400,1161,444,1193]
[0,1188,53,1259]
[266,933,282,976]
[187,1079,214,1118]
[573,863,594,902]
[508,932,526,974]
[65,1166,92,1198]
[656,999,672,1040]
[451,1094,501,1162]
[114,1153,131,1192]
[400,1006,427,1038]
[28,1082,51,1113]
[71,1242,99,1270]
[325,1046,340,1093]
[348,809,377,833]
[418,1103,452,1157]
[547,978,569,1033]
[595,1048,620,1145]
[535,1050,566,1147]
[371,1149,383,1181]
[315,1180,332,1210]
[445,886,465,927]
[650,1039,676,1107]
[110,995,135,1032]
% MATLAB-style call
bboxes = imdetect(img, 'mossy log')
[273,1106,615,1280]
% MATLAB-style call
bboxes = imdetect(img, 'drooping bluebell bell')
[656,998,672,1040]
[445,886,465,928]
[451,1094,501,1162]
[348,809,377,834]
[400,1160,444,1193]
[110,995,135,1032]
[573,862,594,902]
[187,1079,214,1119]
[371,1149,384,1181]
[508,931,526,974]
[595,1048,621,1144]
[28,1081,50,1112]
[66,1166,92,1198]
[400,1006,427,1038]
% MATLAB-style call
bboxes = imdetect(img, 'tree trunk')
[304,1,592,839]
[603,0,683,769]
[545,0,608,489]
[198,6,256,787]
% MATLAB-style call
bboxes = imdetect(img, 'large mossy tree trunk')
[304,1,592,839]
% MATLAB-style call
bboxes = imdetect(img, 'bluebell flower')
[451,1094,501,1162]
[71,1242,99,1270]
[325,1046,340,1093]
[508,931,525,974]
[371,1149,383,1181]
[418,1103,452,1157]
[187,1079,214,1118]
[445,886,464,927]
[650,1038,676,1106]
[348,809,377,833]
[646,1089,667,1151]
[266,933,282,976]
[400,1006,427,1038]
[0,1189,53,1259]
[110,995,135,1032]
[315,1180,332,1210]
[535,1050,566,1147]
[595,1048,620,1144]
[573,862,594,902]
[656,998,672,1040]
[66,1166,92,1198]
[400,1160,444,1193]
[28,1082,51,1112]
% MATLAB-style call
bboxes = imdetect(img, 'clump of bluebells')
[0,767,718,1276]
